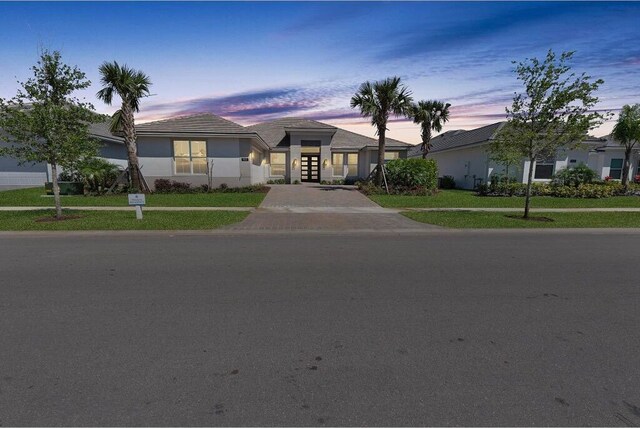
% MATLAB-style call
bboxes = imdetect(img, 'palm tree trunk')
[421,126,431,159]
[122,102,143,192]
[524,157,535,219]
[622,146,632,190]
[50,162,63,219]
[377,125,386,186]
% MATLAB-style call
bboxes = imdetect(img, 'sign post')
[128,193,146,220]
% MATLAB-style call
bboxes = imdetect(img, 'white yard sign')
[128,194,146,220]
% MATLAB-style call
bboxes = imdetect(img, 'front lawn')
[0,209,249,231]
[0,187,266,207]
[370,189,640,208]
[403,211,640,228]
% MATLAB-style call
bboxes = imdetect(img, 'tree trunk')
[121,103,143,192]
[50,162,63,219]
[376,126,386,186]
[421,126,431,159]
[622,146,632,190]
[524,157,535,219]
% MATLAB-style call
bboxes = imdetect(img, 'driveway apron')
[228,184,437,231]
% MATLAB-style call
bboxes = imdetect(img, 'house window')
[534,158,554,179]
[609,158,623,180]
[332,153,344,176]
[384,151,399,162]
[270,153,286,176]
[173,140,207,175]
[347,153,358,176]
[251,149,261,166]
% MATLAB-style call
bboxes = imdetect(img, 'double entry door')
[301,155,320,182]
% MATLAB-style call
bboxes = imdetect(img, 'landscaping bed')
[0,209,250,231]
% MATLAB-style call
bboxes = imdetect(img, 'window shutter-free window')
[270,153,286,176]
[332,153,344,176]
[173,140,207,175]
[347,153,358,176]
[534,158,554,179]
[610,158,623,179]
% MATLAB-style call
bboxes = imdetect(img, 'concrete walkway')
[2,205,639,213]
[0,206,255,211]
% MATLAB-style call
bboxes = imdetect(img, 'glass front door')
[301,155,320,182]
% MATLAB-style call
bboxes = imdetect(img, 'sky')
[0,1,639,143]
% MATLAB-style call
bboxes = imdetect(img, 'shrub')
[552,164,599,187]
[154,179,268,194]
[267,179,286,185]
[58,158,122,194]
[439,175,456,189]
[477,180,628,198]
[385,158,438,189]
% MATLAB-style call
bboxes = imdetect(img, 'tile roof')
[423,122,506,154]
[136,113,249,134]
[246,118,335,148]
[87,114,411,151]
[331,128,410,150]
[89,121,123,143]
[247,117,411,149]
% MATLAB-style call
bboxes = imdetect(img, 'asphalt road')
[1,231,639,426]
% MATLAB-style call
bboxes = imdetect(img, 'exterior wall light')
[322,159,329,169]
[292,158,298,169]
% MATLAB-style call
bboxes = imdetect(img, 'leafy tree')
[97,61,152,192]
[350,77,413,185]
[489,128,523,180]
[410,100,451,158]
[612,104,640,189]
[494,50,606,218]
[0,50,100,219]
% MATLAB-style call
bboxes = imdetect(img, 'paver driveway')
[260,184,378,208]
[229,184,436,231]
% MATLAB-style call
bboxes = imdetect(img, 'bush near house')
[439,175,456,189]
[358,158,438,196]
[551,163,599,187]
[56,158,123,195]
[477,180,638,199]
[153,179,268,194]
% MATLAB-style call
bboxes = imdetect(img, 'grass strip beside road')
[0,187,266,207]
[403,210,640,228]
[0,210,249,231]
[370,189,640,208]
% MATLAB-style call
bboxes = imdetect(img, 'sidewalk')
[2,206,640,213]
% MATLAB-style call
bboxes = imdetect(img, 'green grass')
[0,210,249,231]
[403,210,640,228]
[370,189,640,208]
[0,187,266,207]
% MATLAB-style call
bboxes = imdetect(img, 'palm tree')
[410,100,451,158]
[612,104,640,189]
[96,61,151,192]
[351,77,413,185]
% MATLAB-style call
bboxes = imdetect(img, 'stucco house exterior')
[0,113,411,188]
[408,122,639,189]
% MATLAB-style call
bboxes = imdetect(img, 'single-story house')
[0,113,411,188]
[408,122,639,189]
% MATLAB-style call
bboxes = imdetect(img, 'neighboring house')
[0,113,411,188]
[408,122,638,189]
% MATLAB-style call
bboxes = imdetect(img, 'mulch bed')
[35,214,84,223]
[505,215,554,222]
